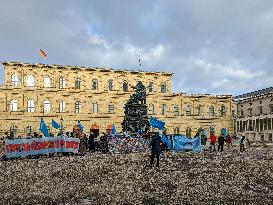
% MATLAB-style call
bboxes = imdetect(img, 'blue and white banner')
[162,135,202,153]
[5,137,80,159]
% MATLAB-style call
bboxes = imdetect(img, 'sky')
[0,0,273,95]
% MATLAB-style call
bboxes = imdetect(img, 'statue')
[122,81,150,134]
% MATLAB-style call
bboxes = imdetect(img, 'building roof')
[234,87,273,101]
[1,61,173,76]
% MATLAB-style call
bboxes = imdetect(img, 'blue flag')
[51,119,61,129]
[112,124,116,134]
[149,116,165,130]
[39,118,50,137]
[77,120,84,132]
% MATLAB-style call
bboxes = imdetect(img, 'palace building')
[234,87,273,143]
[0,61,233,137]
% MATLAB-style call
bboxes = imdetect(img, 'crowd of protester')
[1,128,249,165]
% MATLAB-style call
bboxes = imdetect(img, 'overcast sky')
[0,0,272,95]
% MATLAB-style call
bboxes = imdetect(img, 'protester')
[201,132,207,146]
[240,136,246,152]
[88,132,95,152]
[101,132,108,154]
[226,134,231,149]
[149,133,162,167]
[233,134,237,146]
[79,133,88,156]
[218,134,225,152]
[210,134,217,151]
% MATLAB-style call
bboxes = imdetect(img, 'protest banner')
[162,135,202,153]
[5,137,80,159]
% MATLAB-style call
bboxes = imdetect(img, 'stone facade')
[233,87,273,143]
[0,61,233,137]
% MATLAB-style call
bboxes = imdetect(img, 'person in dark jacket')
[218,134,225,152]
[240,136,245,152]
[149,134,162,167]
[88,132,95,152]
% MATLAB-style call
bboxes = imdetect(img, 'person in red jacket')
[226,134,231,149]
[210,134,217,151]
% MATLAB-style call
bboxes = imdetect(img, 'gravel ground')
[0,147,273,205]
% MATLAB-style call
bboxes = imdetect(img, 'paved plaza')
[1,147,273,204]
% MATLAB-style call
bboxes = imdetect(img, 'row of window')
[11,74,167,93]
[237,118,273,132]
[240,105,273,117]
[9,99,227,116]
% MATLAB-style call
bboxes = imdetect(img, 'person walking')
[218,134,225,152]
[240,136,246,152]
[88,132,95,152]
[210,134,217,151]
[149,133,162,167]
[226,134,231,149]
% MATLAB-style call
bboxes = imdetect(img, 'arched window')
[27,75,35,87]
[10,99,18,112]
[185,105,191,116]
[174,105,179,116]
[123,80,128,92]
[59,101,65,113]
[75,77,81,89]
[43,100,51,113]
[160,82,166,93]
[26,126,34,135]
[11,74,19,86]
[208,105,215,117]
[59,76,65,89]
[148,82,153,93]
[75,101,81,114]
[108,79,113,91]
[174,127,180,135]
[197,105,203,116]
[44,76,51,88]
[92,79,98,90]
[161,104,167,115]
[92,102,98,113]
[220,105,226,116]
[149,104,155,115]
[186,127,192,137]
[108,103,114,114]
[10,125,18,137]
[27,99,35,112]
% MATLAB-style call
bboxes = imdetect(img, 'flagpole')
[60,117,63,136]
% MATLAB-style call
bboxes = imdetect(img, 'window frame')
[10,99,18,112]
[27,99,35,113]
[11,73,19,86]
[75,101,81,114]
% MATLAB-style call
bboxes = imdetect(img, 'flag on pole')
[149,116,165,130]
[51,119,61,129]
[39,118,50,137]
[39,49,47,60]
[77,120,84,132]
[112,124,116,134]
